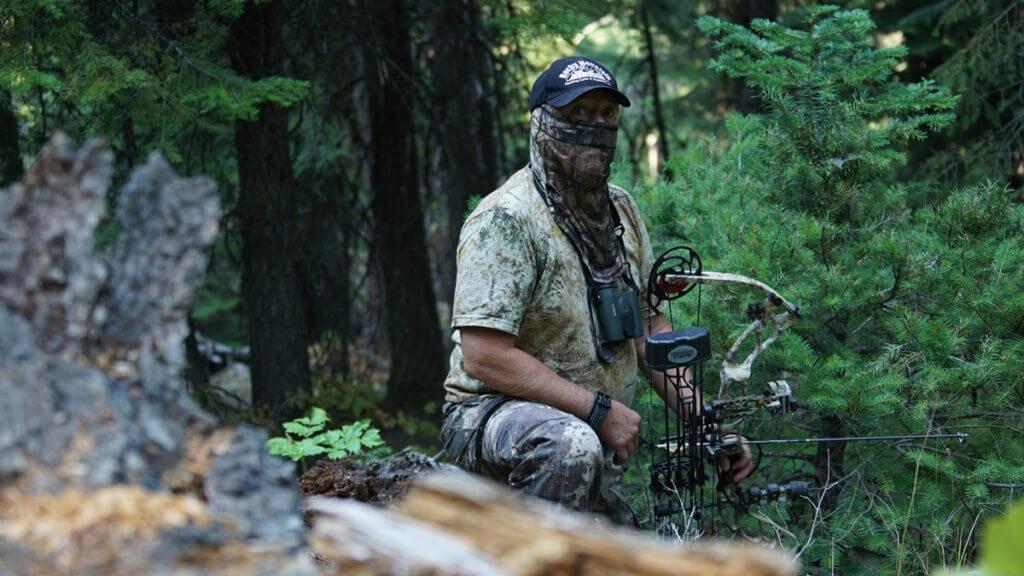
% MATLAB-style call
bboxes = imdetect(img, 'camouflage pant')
[441,394,637,526]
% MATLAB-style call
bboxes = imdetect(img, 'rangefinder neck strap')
[533,178,641,364]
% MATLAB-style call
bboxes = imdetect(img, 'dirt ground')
[298,451,456,507]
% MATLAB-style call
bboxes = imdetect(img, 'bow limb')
[662,271,801,317]
[719,306,797,399]
[662,271,800,399]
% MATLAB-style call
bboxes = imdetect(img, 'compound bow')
[640,246,966,536]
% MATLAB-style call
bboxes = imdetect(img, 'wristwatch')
[586,392,612,432]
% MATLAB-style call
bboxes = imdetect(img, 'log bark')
[0,134,310,576]
[310,496,505,576]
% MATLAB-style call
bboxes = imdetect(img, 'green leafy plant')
[981,498,1024,576]
[266,407,389,471]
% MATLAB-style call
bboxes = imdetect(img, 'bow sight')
[641,246,967,535]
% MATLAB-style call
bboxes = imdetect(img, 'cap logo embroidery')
[559,61,612,86]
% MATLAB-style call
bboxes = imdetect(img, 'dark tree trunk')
[275,3,359,376]
[296,175,354,354]
[728,0,779,114]
[428,0,499,315]
[229,0,311,421]
[812,414,846,510]
[361,0,445,413]
[0,89,21,185]
[640,0,671,172]
[293,170,354,389]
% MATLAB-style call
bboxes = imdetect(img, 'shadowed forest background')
[2,1,1023,574]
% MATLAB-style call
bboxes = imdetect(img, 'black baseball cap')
[529,56,631,111]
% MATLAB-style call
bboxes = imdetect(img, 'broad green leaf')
[982,499,1024,576]
[326,448,350,460]
[283,420,325,438]
[266,437,304,461]
[360,427,384,449]
[295,438,328,458]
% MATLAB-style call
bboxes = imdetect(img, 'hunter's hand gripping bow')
[641,246,966,534]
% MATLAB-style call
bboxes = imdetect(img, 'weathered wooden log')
[309,496,506,576]
[309,470,797,576]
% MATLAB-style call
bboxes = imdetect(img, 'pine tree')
[0,1,308,182]
[880,0,1024,186]
[633,6,1024,573]
[698,4,958,220]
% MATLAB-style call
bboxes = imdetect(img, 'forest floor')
[297,451,455,514]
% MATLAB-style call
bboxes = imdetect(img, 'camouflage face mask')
[530,105,623,284]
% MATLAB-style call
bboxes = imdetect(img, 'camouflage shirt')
[443,167,657,406]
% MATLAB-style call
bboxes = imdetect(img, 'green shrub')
[628,6,1023,574]
[266,407,391,472]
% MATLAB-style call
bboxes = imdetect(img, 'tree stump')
[0,134,310,575]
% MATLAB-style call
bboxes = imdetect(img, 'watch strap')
[585,391,612,433]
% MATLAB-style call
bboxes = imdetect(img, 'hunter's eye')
[572,106,587,119]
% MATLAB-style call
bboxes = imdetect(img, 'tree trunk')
[296,174,354,356]
[728,0,779,114]
[640,0,671,173]
[812,414,846,511]
[428,0,500,313]
[278,3,360,378]
[229,0,312,421]
[361,0,446,414]
[0,89,21,185]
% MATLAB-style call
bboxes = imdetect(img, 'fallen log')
[309,470,797,576]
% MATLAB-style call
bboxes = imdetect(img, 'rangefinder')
[595,284,642,343]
